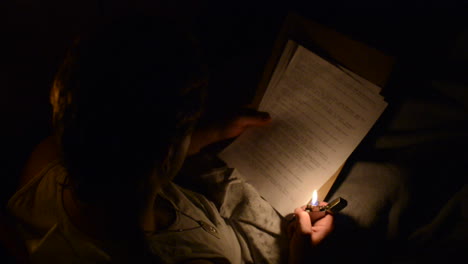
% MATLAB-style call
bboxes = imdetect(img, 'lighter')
[305,197,348,213]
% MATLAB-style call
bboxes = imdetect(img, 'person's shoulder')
[8,134,64,221]
[18,135,60,189]
[4,135,66,263]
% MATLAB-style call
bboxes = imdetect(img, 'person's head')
[50,16,207,208]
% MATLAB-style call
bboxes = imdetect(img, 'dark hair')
[51,16,207,205]
[51,16,207,262]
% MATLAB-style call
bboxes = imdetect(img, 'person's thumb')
[235,111,271,127]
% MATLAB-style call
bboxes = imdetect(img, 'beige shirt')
[7,160,242,264]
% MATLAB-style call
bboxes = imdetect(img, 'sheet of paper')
[262,44,386,113]
[261,40,298,105]
[219,44,387,216]
[337,65,383,94]
[283,46,386,113]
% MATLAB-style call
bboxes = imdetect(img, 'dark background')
[1,0,467,262]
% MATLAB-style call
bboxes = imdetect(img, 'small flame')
[312,190,318,206]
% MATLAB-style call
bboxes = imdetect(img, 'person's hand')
[187,108,271,155]
[287,203,334,264]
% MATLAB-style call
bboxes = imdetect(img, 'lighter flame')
[312,190,318,206]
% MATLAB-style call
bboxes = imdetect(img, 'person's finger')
[310,214,334,246]
[234,112,271,127]
[294,207,305,215]
[295,203,328,224]
[308,211,326,224]
[312,213,334,229]
[294,208,312,235]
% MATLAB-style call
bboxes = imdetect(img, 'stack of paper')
[219,40,388,216]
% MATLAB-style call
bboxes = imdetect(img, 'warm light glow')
[312,190,318,206]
